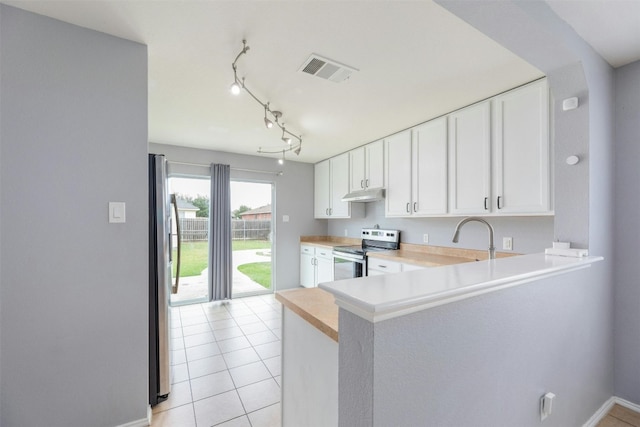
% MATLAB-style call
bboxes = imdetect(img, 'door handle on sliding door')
[170,194,181,294]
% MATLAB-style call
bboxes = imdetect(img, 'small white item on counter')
[545,247,589,257]
[552,241,571,249]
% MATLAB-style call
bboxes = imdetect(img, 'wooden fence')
[178,218,271,241]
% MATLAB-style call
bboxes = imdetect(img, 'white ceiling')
[546,0,640,68]
[2,1,638,164]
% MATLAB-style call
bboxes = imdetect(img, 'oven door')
[332,252,365,281]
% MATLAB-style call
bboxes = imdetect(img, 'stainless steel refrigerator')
[149,153,171,406]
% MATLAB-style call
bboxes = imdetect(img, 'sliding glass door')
[168,175,211,305]
[231,180,275,297]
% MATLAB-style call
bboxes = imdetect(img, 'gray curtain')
[209,163,232,300]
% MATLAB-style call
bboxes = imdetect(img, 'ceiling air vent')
[299,54,358,83]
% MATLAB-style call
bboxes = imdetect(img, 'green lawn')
[172,240,271,278]
[172,241,209,277]
[232,240,271,251]
[237,262,271,289]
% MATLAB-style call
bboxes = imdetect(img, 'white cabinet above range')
[314,153,364,219]
[349,139,384,192]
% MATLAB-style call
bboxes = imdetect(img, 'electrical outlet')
[344,229,348,237]
[503,237,513,251]
[423,234,429,244]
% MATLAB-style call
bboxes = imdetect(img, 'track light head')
[294,144,302,156]
[281,126,292,145]
[263,104,274,128]
[230,81,241,95]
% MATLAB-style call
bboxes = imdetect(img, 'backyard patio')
[170,243,272,305]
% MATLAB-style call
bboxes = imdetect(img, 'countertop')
[367,249,474,267]
[320,253,603,323]
[275,287,339,342]
[300,236,517,267]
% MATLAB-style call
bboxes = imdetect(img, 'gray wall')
[613,59,640,403]
[0,6,148,426]
[328,202,554,254]
[339,266,611,427]
[334,1,621,424]
[148,143,326,291]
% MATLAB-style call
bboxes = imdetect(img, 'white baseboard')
[116,406,152,427]
[583,396,640,427]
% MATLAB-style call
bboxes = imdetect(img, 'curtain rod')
[168,160,283,176]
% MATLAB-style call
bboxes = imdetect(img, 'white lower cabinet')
[368,258,426,276]
[300,245,334,287]
[367,259,402,276]
[401,262,426,272]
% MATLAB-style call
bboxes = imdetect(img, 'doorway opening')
[231,180,275,298]
[168,175,210,306]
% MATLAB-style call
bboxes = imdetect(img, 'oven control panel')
[361,228,400,244]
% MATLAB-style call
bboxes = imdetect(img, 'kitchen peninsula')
[277,252,602,427]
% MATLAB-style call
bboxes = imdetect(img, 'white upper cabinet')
[448,79,551,216]
[385,120,448,218]
[314,159,331,218]
[384,130,413,216]
[349,140,384,192]
[318,78,551,219]
[412,117,448,215]
[448,101,492,215]
[330,153,350,217]
[492,79,550,214]
[315,152,362,219]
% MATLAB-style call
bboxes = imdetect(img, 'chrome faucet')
[452,217,496,260]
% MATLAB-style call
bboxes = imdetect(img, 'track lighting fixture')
[230,39,303,161]
[264,105,273,129]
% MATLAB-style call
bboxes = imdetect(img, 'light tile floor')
[152,294,282,427]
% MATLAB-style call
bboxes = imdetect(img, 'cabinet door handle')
[484,197,488,210]
[379,265,387,269]
[365,179,369,188]
[413,202,417,212]
[497,196,503,209]
[406,202,410,213]
[361,179,364,189]
[329,208,333,215]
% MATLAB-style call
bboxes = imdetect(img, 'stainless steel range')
[332,228,400,280]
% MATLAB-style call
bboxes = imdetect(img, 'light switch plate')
[109,202,126,223]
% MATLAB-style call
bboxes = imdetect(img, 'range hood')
[341,188,385,203]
